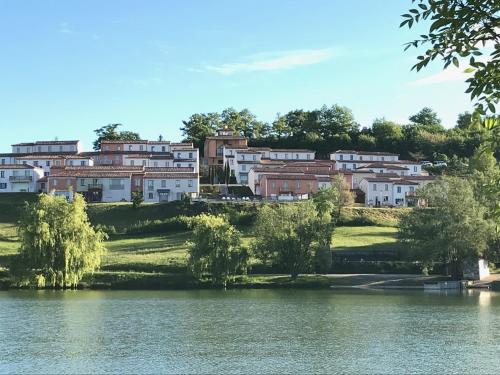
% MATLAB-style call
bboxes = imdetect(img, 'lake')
[1,289,499,374]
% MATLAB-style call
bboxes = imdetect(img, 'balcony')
[9,176,32,182]
[405,191,417,197]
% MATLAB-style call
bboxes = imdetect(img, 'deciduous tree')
[13,194,106,288]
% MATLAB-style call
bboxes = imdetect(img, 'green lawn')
[332,226,405,253]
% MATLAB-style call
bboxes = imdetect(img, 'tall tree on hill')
[318,104,359,139]
[399,177,495,279]
[187,214,248,287]
[13,194,106,288]
[93,124,141,151]
[180,113,220,150]
[409,107,445,133]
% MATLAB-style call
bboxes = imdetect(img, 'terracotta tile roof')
[143,173,198,178]
[269,148,315,153]
[0,164,41,169]
[145,167,193,172]
[359,163,409,170]
[205,135,247,140]
[16,154,92,160]
[12,140,80,146]
[333,150,400,156]
[37,176,48,183]
[393,180,419,185]
[403,176,437,181]
[261,174,317,181]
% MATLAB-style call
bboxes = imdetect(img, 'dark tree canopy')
[93,124,141,151]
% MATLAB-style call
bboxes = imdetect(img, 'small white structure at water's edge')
[463,258,490,280]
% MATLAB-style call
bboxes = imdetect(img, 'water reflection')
[0,289,499,374]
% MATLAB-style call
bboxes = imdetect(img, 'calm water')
[1,289,499,374]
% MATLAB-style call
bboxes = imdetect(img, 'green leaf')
[463,67,475,73]
[452,57,459,67]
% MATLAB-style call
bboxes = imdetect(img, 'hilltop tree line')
[180,106,491,161]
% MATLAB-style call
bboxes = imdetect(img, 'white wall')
[0,167,44,193]
[143,177,198,202]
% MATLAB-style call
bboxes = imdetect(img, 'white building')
[223,146,315,185]
[359,175,436,207]
[143,171,199,202]
[11,140,82,154]
[0,164,44,193]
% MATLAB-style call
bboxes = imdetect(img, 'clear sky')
[0,0,474,151]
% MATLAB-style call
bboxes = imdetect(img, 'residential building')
[46,166,199,203]
[359,175,436,207]
[0,164,44,193]
[203,128,248,166]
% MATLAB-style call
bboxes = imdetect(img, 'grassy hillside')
[0,192,420,288]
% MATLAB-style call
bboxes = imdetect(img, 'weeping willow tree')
[13,193,106,288]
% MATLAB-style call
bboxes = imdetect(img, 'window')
[175,180,180,187]
[53,179,58,186]
[177,163,181,168]
[188,179,193,187]
[0,171,4,178]
[142,160,146,166]
[148,193,153,199]
[55,160,61,166]
[37,146,41,152]
[22,161,27,165]
[189,152,193,159]
[0,183,6,189]
[69,160,74,166]
[253,155,256,161]
[153,162,158,167]
[353,163,356,169]
[274,153,277,159]
[385,184,389,191]
[383,196,389,202]
[242,155,245,161]
[339,155,343,161]
[80,178,85,186]
[129,145,133,151]
[1,159,4,165]
[162,146,166,152]
[242,165,247,172]
[283,181,289,190]
[271,182,276,189]
[165,161,170,167]
[17,147,20,153]
[381,157,385,161]
[296,154,299,159]
[307,154,310,160]
[188,163,192,168]
[342,163,347,169]
[44,172,49,177]
[59,146,63,151]
[151,146,155,152]
[297,181,301,188]
[148,180,154,190]
[117,146,121,151]
[177,152,181,158]
[139,145,144,151]
[135,178,141,187]
[350,155,354,160]
[48,146,52,152]
[410,186,415,192]
[373,184,377,191]
[40,183,45,189]
[380,170,384,173]
[81,161,85,166]
[414,166,417,172]
[130,160,135,166]
[161,180,166,188]
[397,186,401,193]
[33,161,38,166]
[359,156,363,161]
[285,154,288,159]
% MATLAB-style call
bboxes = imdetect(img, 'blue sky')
[0,0,474,151]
